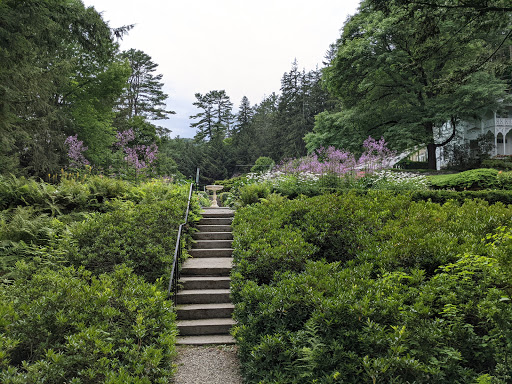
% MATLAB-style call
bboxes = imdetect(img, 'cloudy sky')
[81,0,361,138]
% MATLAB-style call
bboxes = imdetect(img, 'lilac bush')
[115,129,158,176]
[64,135,90,168]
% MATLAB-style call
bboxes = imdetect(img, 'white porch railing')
[496,118,512,127]
[486,118,512,128]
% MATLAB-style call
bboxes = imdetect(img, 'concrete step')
[177,318,235,336]
[180,276,231,290]
[198,217,233,226]
[193,240,233,249]
[177,303,234,320]
[181,258,233,275]
[176,335,235,345]
[196,225,232,233]
[201,208,235,218]
[188,249,233,258]
[177,289,231,304]
[193,232,233,241]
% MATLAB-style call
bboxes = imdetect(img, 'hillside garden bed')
[0,176,198,383]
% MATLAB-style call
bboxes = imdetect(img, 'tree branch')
[435,116,457,148]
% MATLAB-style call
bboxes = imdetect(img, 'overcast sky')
[81,0,361,138]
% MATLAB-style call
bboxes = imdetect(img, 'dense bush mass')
[231,193,512,383]
[482,157,512,171]
[0,176,196,382]
[63,187,192,282]
[0,265,176,383]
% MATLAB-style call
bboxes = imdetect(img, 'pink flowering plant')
[274,137,395,177]
[235,137,410,198]
[65,135,90,169]
[114,129,159,179]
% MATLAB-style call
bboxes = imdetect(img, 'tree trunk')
[427,142,437,170]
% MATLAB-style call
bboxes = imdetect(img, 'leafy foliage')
[0,177,196,382]
[63,185,192,283]
[232,193,512,383]
[250,157,275,173]
[310,0,510,168]
[483,157,512,171]
[429,169,500,190]
[0,265,177,383]
[0,0,129,176]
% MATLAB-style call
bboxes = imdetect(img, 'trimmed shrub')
[395,158,429,170]
[482,158,512,170]
[250,157,275,173]
[429,168,499,190]
[233,256,512,383]
[63,187,192,283]
[411,189,512,205]
[497,171,512,190]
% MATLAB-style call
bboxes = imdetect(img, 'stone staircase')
[176,207,236,345]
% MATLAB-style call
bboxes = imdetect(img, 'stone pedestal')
[206,185,224,207]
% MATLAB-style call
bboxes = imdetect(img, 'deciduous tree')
[0,0,130,175]
[309,0,511,168]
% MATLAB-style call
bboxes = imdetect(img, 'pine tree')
[273,61,333,159]
[233,96,254,134]
[190,90,233,141]
[117,49,174,121]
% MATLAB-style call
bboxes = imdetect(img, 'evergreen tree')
[273,61,335,159]
[117,49,174,122]
[233,96,254,134]
[231,96,256,167]
[245,93,279,164]
[190,90,233,141]
[0,0,129,176]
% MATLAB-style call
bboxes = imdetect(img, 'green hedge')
[411,189,512,205]
[395,158,429,170]
[231,193,512,383]
[482,158,512,170]
[428,168,499,190]
[0,178,196,382]
[63,187,193,283]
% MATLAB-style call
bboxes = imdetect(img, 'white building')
[435,105,512,169]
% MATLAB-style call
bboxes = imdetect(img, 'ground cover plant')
[231,192,512,383]
[0,176,197,382]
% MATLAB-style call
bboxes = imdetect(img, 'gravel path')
[173,345,243,384]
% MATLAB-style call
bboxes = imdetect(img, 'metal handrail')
[167,180,195,302]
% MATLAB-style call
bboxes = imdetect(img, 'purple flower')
[115,130,159,174]
[65,135,90,168]
[273,137,395,177]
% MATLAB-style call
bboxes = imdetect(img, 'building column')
[505,128,512,156]
[494,111,498,156]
